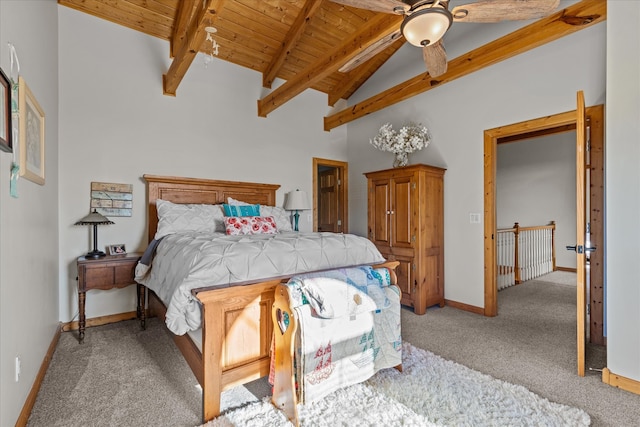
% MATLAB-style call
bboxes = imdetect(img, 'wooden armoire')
[364,164,445,315]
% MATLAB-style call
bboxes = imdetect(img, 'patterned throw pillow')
[224,216,278,235]
[227,197,292,232]
[222,203,260,217]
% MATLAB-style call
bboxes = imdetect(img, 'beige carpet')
[28,273,640,426]
[537,270,577,286]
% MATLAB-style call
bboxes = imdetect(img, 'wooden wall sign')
[91,182,133,217]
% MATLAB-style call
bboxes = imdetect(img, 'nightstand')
[76,252,144,343]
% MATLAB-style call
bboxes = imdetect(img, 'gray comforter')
[135,231,385,335]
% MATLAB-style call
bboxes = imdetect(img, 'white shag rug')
[202,343,590,427]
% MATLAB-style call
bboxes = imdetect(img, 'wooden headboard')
[143,174,280,243]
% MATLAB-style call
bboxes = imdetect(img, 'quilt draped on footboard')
[279,266,402,404]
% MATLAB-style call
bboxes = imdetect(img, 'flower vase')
[393,152,409,168]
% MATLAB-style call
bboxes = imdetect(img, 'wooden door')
[313,158,348,233]
[575,91,587,376]
[317,167,340,232]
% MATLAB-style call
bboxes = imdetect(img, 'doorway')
[312,158,348,233]
[483,105,605,347]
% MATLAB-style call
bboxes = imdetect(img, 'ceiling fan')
[333,0,561,77]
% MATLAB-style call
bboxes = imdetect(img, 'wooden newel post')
[513,222,521,284]
[550,220,556,271]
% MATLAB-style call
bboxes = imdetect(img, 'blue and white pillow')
[222,203,260,217]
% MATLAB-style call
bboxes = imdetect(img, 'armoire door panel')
[392,177,413,248]
[371,180,390,245]
[393,255,414,307]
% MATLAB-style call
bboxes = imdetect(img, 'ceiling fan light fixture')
[401,5,452,47]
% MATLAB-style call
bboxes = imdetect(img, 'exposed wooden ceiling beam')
[163,0,227,96]
[58,0,173,40]
[257,13,403,117]
[324,0,605,131]
[338,29,402,73]
[170,0,197,59]
[262,0,324,89]
[328,37,405,107]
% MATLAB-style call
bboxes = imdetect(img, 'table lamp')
[75,209,114,258]
[284,189,310,232]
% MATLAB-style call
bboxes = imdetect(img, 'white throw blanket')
[281,267,402,404]
[135,231,385,335]
[294,285,402,404]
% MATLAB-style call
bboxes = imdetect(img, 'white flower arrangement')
[370,122,431,167]
[370,122,431,154]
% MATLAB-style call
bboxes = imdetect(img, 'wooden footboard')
[148,280,282,421]
[196,279,283,421]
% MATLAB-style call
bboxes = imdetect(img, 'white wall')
[57,7,348,323]
[0,2,60,426]
[497,133,576,269]
[606,1,640,382]
[346,22,605,309]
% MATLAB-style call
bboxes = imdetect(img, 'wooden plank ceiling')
[58,0,605,130]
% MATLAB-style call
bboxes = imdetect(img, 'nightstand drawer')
[83,263,136,290]
[77,253,142,292]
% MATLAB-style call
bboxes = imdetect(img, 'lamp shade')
[74,210,114,226]
[401,5,452,47]
[75,209,114,258]
[284,190,310,211]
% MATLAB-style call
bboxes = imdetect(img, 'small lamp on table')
[284,189,310,232]
[75,209,114,258]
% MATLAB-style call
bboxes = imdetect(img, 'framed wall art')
[0,67,11,153]
[19,76,45,185]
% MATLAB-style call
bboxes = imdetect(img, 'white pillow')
[228,197,293,232]
[155,199,225,239]
[227,196,250,205]
[260,205,293,232]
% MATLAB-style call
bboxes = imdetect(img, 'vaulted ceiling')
[57,0,605,130]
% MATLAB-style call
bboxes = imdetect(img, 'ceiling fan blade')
[452,0,560,23]
[330,0,409,14]
[422,40,447,77]
[339,30,403,73]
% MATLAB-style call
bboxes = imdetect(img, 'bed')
[137,174,396,422]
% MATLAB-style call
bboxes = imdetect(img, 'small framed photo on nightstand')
[108,244,126,255]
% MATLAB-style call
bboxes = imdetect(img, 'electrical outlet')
[15,356,21,382]
[307,214,312,222]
